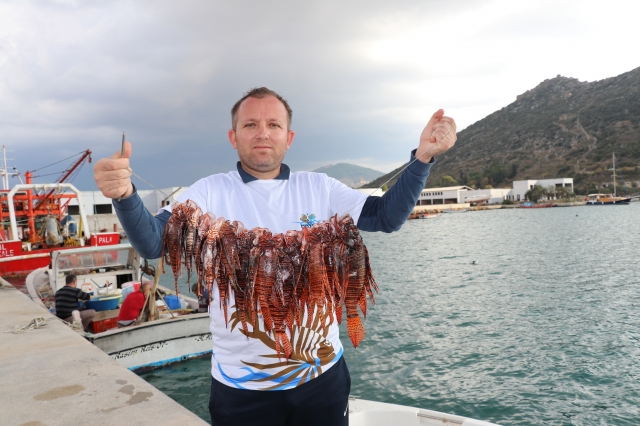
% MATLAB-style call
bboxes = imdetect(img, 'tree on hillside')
[467,171,482,188]
[525,185,548,203]
[459,170,467,185]
[484,164,508,186]
[441,175,458,187]
[509,163,519,179]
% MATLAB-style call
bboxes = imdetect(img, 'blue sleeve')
[357,149,434,233]
[112,184,170,259]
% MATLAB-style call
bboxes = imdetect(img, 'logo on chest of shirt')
[296,213,320,228]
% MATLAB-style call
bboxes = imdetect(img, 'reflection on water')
[141,203,640,425]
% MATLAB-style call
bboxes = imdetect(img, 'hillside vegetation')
[364,67,640,194]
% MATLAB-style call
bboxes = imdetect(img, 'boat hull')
[586,199,631,205]
[85,313,212,372]
[348,398,500,426]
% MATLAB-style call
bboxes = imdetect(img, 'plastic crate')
[91,320,106,333]
[91,317,118,333]
[105,317,118,330]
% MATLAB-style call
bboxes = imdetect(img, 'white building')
[507,178,574,202]
[416,186,510,205]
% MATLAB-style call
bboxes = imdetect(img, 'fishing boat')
[348,397,500,426]
[587,153,632,205]
[0,147,121,276]
[24,242,212,372]
[586,194,632,205]
[464,194,491,205]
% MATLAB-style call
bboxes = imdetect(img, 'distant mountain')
[364,67,640,194]
[312,163,384,187]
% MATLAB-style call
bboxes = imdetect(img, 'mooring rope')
[5,317,49,334]
[4,316,84,334]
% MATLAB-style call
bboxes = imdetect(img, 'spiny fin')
[347,315,365,348]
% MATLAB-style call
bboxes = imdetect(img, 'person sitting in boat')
[94,87,457,426]
[117,282,152,327]
[54,273,95,331]
[192,283,209,313]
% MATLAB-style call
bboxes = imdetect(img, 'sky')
[1,0,639,191]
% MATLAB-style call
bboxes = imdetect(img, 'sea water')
[140,203,640,425]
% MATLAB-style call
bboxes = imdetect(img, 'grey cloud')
[2,0,584,190]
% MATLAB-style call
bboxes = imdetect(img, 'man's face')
[228,96,295,178]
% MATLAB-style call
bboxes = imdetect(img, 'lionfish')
[162,200,378,359]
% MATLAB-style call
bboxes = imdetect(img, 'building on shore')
[417,186,510,205]
[417,178,574,206]
[507,178,574,202]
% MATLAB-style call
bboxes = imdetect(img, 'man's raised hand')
[93,141,134,200]
[415,109,457,163]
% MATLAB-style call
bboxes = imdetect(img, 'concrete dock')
[0,281,208,426]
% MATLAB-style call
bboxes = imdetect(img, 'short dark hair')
[65,274,77,285]
[231,87,293,130]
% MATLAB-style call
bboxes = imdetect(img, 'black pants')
[209,356,351,426]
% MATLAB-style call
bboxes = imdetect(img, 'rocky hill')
[313,163,383,187]
[364,67,640,194]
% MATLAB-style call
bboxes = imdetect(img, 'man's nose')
[256,123,270,138]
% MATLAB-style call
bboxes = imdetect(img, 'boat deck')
[0,280,207,426]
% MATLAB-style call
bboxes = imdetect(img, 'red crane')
[16,150,93,245]
[30,149,92,212]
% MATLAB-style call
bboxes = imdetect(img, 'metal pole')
[612,153,617,197]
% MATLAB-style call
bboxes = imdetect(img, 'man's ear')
[228,129,238,149]
[286,130,295,150]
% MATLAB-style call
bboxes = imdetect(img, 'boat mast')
[612,153,616,197]
[1,145,8,190]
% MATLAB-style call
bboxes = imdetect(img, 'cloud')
[1,0,639,189]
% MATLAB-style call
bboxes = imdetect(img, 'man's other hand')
[415,109,457,163]
[93,141,134,199]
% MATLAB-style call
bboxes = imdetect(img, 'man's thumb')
[427,109,445,126]
[109,141,132,159]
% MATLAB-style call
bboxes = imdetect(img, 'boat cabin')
[47,243,142,294]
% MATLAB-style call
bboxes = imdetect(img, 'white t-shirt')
[163,169,367,390]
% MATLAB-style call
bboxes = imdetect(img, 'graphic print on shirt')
[218,303,340,390]
[296,213,320,228]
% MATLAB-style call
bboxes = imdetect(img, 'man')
[94,87,456,426]
[54,274,95,331]
[117,282,152,327]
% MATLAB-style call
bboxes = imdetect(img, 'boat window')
[94,204,113,214]
[56,249,129,272]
